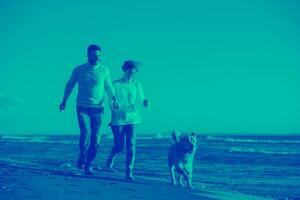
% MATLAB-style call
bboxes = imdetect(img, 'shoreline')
[0,161,271,200]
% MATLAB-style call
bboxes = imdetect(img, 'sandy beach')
[1,135,298,199]
[0,160,271,200]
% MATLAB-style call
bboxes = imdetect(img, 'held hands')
[112,96,119,110]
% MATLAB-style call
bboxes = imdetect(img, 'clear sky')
[0,0,299,135]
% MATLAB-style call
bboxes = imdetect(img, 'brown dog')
[168,130,197,189]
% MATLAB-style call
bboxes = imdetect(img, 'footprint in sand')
[129,195,142,199]
[1,185,11,192]
[70,184,80,187]
[121,187,136,192]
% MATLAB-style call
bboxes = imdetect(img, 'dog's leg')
[178,175,183,187]
[187,179,193,189]
[175,166,189,185]
[169,165,176,185]
[186,171,193,189]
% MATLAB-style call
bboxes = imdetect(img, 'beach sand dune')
[0,161,271,200]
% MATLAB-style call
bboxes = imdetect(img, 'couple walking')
[59,44,149,181]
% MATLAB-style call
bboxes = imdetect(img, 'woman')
[106,60,149,181]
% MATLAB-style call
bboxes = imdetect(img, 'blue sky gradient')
[0,0,299,135]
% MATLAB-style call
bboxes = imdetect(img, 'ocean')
[0,134,299,200]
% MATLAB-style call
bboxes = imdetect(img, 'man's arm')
[104,68,115,98]
[104,68,118,109]
[59,68,78,111]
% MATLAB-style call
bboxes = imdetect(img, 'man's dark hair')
[87,44,101,54]
[122,60,140,72]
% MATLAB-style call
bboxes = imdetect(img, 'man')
[59,44,117,175]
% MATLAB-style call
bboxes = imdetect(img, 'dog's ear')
[171,130,180,143]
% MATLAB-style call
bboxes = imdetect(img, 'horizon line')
[1,132,300,136]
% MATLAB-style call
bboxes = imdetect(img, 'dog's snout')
[187,143,195,153]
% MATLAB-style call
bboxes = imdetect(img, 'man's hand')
[59,100,66,111]
[112,96,119,110]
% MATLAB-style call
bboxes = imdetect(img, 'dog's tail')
[171,130,180,143]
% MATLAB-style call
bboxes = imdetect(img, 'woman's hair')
[122,60,140,72]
